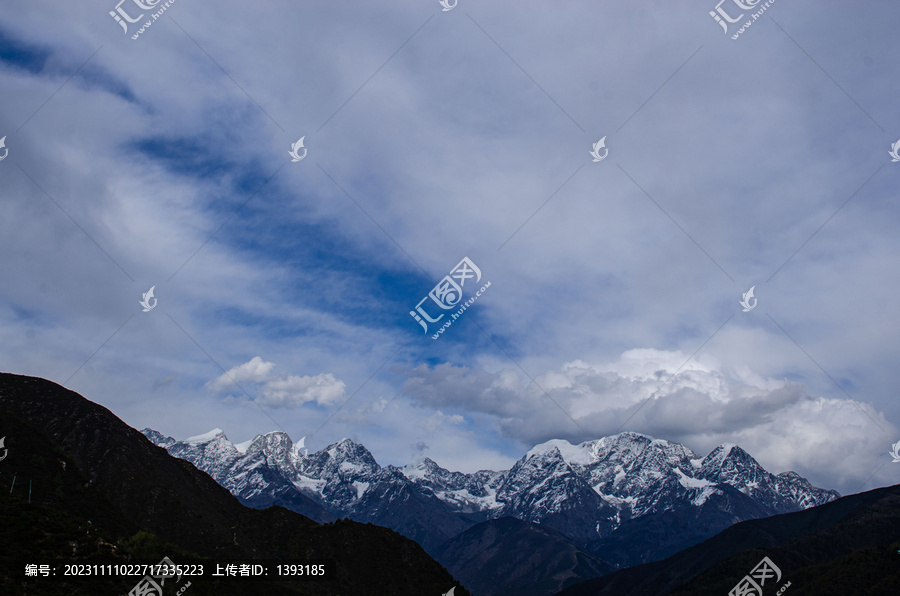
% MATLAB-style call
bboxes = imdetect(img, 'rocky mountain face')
[159,427,334,524]
[147,429,474,553]
[143,428,839,570]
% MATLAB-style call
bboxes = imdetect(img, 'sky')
[1,0,898,497]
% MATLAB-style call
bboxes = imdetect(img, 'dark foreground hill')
[557,481,900,595]
[435,516,613,596]
[0,372,468,596]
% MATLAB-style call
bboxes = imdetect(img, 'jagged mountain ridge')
[143,427,838,567]
[146,429,472,552]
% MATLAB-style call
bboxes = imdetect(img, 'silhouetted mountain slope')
[557,482,900,596]
[0,406,150,595]
[0,372,469,596]
[435,516,613,596]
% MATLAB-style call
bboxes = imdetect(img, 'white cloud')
[259,373,346,408]
[424,410,466,432]
[207,356,275,392]
[207,357,345,408]
[399,349,895,491]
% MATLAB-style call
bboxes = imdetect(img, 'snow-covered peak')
[245,432,299,479]
[141,428,175,448]
[184,428,227,444]
[325,437,372,460]
[234,439,253,454]
[247,430,293,453]
[400,457,441,480]
[706,443,737,463]
[526,439,596,466]
[329,437,357,450]
[774,471,840,508]
[699,443,758,478]
[300,437,380,478]
[589,431,654,458]
[503,444,575,493]
[154,428,241,481]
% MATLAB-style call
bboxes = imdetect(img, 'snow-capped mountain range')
[142,428,838,566]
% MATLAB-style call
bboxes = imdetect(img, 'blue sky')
[1,0,899,496]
